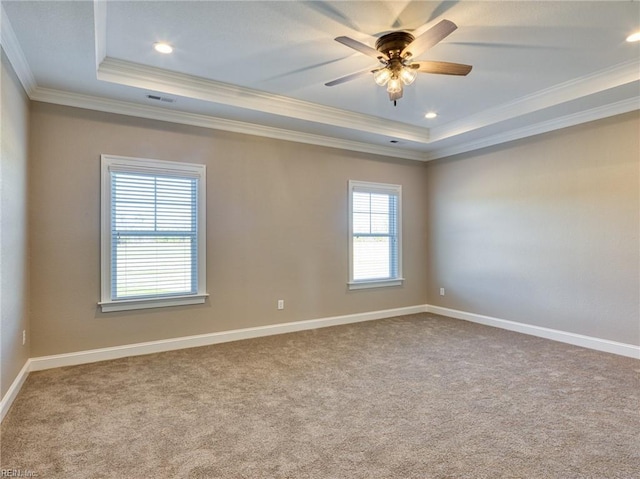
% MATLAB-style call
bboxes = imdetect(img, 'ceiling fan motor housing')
[375,31,415,59]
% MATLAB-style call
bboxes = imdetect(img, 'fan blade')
[411,61,472,76]
[335,36,387,60]
[325,68,375,87]
[401,19,457,58]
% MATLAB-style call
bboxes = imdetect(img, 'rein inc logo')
[1,470,38,478]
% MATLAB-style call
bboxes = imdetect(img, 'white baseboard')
[29,305,428,372]
[426,305,640,359]
[1,359,31,422]
[4,303,637,423]
[1,305,425,421]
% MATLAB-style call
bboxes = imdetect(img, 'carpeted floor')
[1,313,639,478]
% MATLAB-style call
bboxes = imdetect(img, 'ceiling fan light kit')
[387,77,402,94]
[400,67,418,85]
[326,19,472,106]
[373,68,391,86]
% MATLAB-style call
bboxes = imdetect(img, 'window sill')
[348,278,404,290]
[99,294,209,313]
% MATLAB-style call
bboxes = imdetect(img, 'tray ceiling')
[2,1,639,160]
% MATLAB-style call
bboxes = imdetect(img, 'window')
[100,155,207,312]
[348,180,403,289]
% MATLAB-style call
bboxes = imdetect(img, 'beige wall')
[28,102,429,357]
[1,51,30,397]
[426,112,640,345]
[19,88,640,359]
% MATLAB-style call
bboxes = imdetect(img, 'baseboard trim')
[0,359,31,422]
[4,303,637,422]
[426,305,640,359]
[29,305,428,372]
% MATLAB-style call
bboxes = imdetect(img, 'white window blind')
[349,181,403,289]
[111,172,197,299]
[100,155,207,312]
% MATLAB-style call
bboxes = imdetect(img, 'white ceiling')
[2,1,639,160]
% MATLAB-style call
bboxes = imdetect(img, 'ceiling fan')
[325,19,472,105]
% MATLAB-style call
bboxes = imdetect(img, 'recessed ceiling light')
[153,42,173,54]
[626,32,640,43]
[425,112,438,119]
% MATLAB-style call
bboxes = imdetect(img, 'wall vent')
[146,94,175,103]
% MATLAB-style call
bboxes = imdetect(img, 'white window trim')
[99,154,208,312]
[348,180,404,290]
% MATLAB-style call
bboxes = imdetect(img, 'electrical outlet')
[22,330,26,345]
[277,300,284,310]
[439,287,445,296]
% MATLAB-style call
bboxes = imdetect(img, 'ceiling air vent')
[146,94,175,103]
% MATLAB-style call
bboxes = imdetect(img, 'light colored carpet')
[1,313,639,478]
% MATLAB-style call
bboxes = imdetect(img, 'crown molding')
[27,85,639,164]
[93,0,106,70]
[431,59,640,142]
[0,4,36,95]
[427,96,639,160]
[30,87,428,161]
[96,57,430,145]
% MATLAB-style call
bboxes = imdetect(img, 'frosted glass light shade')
[387,77,402,94]
[373,68,392,86]
[400,67,418,85]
